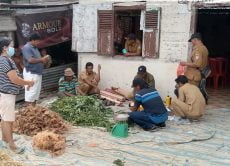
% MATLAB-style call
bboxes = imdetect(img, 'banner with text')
[16,9,72,48]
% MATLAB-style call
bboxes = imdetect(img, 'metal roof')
[0,0,78,9]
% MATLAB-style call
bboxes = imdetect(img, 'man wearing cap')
[128,78,168,131]
[112,65,155,100]
[77,62,101,96]
[124,34,142,56]
[58,68,78,97]
[170,75,206,120]
[180,33,209,86]
[135,65,155,88]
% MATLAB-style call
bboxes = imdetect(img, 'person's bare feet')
[8,142,25,154]
[8,142,17,151]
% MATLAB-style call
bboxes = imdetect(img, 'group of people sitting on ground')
[58,63,206,132]
[0,31,208,153]
[58,62,101,97]
[128,32,209,131]
[128,74,206,131]
[112,65,155,100]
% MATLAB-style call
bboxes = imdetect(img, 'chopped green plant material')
[113,159,125,166]
[50,96,114,131]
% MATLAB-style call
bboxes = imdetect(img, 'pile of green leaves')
[50,96,114,131]
[113,159,125,166]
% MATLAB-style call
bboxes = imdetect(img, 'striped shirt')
[134,87,167,115]
[0,56,21,95]
[58,76,78,95]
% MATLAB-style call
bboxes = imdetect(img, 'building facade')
[72,0,197,98]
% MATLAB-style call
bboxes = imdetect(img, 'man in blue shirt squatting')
[128,78,168,131]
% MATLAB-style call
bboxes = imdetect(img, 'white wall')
[78,54,178,98]
[73,0,193,98]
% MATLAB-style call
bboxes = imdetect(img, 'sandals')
[13,147,25,154]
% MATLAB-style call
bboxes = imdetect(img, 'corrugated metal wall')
[0,15,16,31]
[16,63,77,101]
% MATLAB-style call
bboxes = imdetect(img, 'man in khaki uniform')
[180,33,209,86]
[134,66,155,88]
[77,62,101,95]
[112,66,155,100]
[124,34,141,56]
[171,75,205,120]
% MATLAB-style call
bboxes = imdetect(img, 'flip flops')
[13,147,25,154]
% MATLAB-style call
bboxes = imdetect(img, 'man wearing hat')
[124,33,142,56]
[58,68,78,97]
[128,78,168,131]
[135,65,155,88]
[112,65,155,100]
[180,33,209,86]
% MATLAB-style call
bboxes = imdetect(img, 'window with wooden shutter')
[98,10,113,56]
[143,9,161,58]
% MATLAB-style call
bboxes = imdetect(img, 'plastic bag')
[177,63,185,76]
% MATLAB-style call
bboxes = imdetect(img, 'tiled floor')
[206,88,230,110]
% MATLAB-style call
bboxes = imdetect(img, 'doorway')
[197,9,230,58]
[196,8,230,108]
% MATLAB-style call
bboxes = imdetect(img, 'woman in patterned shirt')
[0,38,34,152]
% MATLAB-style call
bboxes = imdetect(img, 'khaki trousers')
[171,98,201,120]
[78,83,99,95]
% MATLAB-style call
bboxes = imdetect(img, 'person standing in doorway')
[22,33,49,107]
[0,38,34,151]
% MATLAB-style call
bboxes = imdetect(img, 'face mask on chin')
[7,47,15,57]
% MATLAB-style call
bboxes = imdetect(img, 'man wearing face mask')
[22,33,49,107]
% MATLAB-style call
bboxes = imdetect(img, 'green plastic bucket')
[111,122,128,138]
